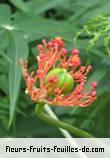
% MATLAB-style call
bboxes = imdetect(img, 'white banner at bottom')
[0,138,110,158]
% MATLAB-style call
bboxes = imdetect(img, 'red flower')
[20,37,97,107]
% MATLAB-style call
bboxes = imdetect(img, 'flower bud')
[45,68,74,94]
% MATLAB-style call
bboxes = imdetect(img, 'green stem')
[35,103,94,138]
[44,104,73,138]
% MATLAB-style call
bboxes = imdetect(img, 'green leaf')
[0,4,11,17]
[12,111,62,137]
[0,29,10,50]
[10,0,66,15]
[79,96,109,129]
[8,31,29,126]
[12,13,77,42]
[0,97,9,130]
[0,74,8,95]
[0,57,9,73]
[27,0,66,15]
[0,4,11,27]
[0,49,12,63]
[10,0,30,13]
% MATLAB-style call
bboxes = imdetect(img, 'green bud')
[45,68,74,94]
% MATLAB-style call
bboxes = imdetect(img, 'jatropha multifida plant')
[20,37,97,138]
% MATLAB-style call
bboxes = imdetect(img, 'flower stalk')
[44,104,73,138]
[35,103,94,138]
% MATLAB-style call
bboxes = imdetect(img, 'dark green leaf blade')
[8,31,29,126]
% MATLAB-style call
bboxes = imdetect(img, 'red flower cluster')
[20,37,97,107]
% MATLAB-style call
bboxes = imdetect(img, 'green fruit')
[45,68,74,94]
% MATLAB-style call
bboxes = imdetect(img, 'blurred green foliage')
[0,0,110,137]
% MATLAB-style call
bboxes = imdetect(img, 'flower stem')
[44,104,73,138]
[35,103,94,138]
[44,104,89,158]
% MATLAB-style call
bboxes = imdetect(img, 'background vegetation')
[0,0,110,138]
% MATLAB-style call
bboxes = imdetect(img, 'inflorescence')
[20,37,97,107]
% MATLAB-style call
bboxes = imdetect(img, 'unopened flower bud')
[91,91,96,97]
[61,48,68,55]
[72,49,79,55]
[91,81,97,88]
